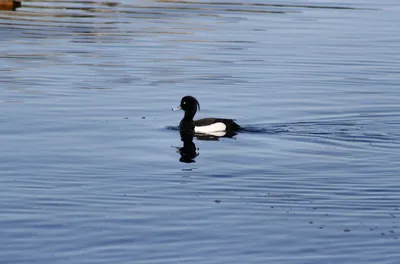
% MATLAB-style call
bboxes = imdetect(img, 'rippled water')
[1,0,400,263]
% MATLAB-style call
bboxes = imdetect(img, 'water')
[1,0,400,263]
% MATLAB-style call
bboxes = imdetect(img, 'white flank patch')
[194,122,226,134]
[204,131,226,137]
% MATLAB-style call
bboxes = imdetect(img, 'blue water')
[1,0,399,263]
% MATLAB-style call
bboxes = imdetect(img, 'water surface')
[1,0,400,263]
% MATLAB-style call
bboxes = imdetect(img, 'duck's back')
[194,118,240,133]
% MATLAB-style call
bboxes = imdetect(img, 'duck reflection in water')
[176,130,237,163]
[177,131,199,163]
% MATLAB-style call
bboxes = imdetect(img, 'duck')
[172,96,240,134]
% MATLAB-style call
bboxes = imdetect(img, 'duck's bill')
[172,106,182,111]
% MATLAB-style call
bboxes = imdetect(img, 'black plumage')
[173,96,240,133]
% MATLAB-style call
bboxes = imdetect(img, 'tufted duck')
[172,96,240,134]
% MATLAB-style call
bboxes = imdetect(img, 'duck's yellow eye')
[183,101,186,104]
